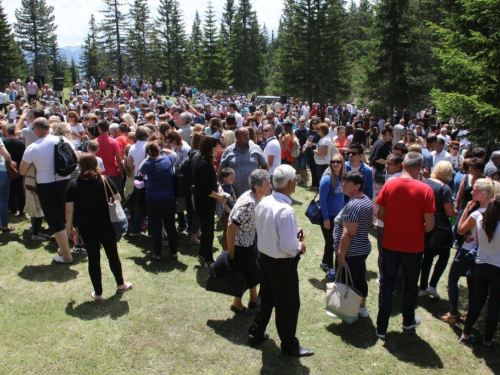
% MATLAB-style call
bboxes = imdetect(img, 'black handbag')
[425,184,453,250]
[206,251,247,297]
[305,192,322,225]
[173,172,186,198]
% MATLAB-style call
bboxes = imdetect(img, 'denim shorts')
[295,154,307,169]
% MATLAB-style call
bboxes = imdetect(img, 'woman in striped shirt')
[333,171,373,318]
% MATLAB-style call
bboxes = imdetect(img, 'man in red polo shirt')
[115,123,129,160]
[375,151,435,340]
[96,120,123,196]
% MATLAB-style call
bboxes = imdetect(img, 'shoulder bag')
[25,163,37,193]
[102,176,128,235]
[325,263,363,324]
[425,183,453,250]
[206,251,247,298]
[305,191,322,225]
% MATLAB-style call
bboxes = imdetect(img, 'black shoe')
[282,346,314,357]
[248,332,269,345]
[248,301,257,310]
[230,305,253,315]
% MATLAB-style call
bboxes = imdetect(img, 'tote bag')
[325,263,363,324]
[305,192,322,225]
[102,176,128,235]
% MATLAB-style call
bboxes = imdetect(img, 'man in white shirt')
[431,138,453,171]
[19,118,76,264]
[437,127,451,145]
[248,164,312,357]
[301,102,310,120]
[263,124,281,187]
[227,102,243,128]
[393,120,406,144]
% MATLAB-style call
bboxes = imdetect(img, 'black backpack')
[54,136,78,177]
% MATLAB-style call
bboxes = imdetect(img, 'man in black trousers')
[248,164,314,357]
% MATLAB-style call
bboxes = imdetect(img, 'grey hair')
[403,151,424,168]
[273,164,296,189]
[491,151,500,159]
[249,169,270,192]
[180,112,192,124]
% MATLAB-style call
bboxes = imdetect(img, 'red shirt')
[376,177,435,253]
[116,135,128,159]
[99,81,106,90]
[96,135,121,177]
[310,107,318,117]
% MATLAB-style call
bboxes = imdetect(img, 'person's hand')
[227,250,234,260]
[67,226,77,242]
[323,220,330,230]
[338,253,346,267]
[218,195,227,205]
[465,200,476,213]
[299,241,306,254]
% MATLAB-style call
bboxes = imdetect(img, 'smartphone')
[296,229,304,240]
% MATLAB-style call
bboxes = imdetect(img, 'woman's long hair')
[328,154,345,188]
[482,194,500,242]
[78,153,101,180]
[198,135,220,163]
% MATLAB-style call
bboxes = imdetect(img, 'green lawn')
[0,185,498,374]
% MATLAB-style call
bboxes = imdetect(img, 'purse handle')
[101,175,114,203]
[335,262,355,298]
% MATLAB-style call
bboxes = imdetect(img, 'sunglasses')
[452,147,459,150]
[331,160,342,165]
[266,117,273,120]
[263,129,271,133]
[348,151,359,156]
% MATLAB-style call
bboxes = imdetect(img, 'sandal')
[116,281,133,294]
[91,292,103,301]
[53,255,73,264]
[1,226,16,232]
[152,255,162,261]
[440,312,459,325]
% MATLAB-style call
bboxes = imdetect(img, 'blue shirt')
[319,174,344,220]
[139,154,176,200]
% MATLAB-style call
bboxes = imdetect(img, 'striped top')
[333,195,373,257]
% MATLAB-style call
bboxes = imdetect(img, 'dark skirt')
[234,244,260,290]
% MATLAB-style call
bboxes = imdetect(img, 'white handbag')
[325,263,363,324]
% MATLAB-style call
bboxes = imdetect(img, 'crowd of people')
[1,76,500,356]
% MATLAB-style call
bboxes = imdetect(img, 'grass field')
[1,184,499,375]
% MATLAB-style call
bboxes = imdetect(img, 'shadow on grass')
[196,265,210,288]
[206,317,310,374]
[128,256,188,274]
[65,294,129,320]
[18,264,79,283]
[326,316,377,349]
[308,277,328,291]
[383,331,443,369]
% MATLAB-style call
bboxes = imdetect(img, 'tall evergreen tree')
[69,58,78,85]
[198,1,231,92]
[229,0,264,93]
[430,0,500,144]
[47,35,66,79]
[157,0,187,93]
[14,0,57,77]
[99,0,127,79]
[220,0,235,46]
[0,1,27,87]
[127,0,151,78]
[80,14,101,79]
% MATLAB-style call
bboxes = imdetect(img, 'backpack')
[54,136,78,177]
[291,138,301,158]
[179,149,199,192]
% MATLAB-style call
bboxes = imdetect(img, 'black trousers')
[249,253,301,352]
[146,198,177,257]
[199,213,215,262]
[80,224,124,296]
[9,176,25,213]
[321,216,335,268]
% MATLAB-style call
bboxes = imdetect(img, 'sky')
[2,0,283,47]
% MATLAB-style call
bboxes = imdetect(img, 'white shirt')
[70,124,85,147]
[301,105,310,116]
[314,136,332,165]
[255,192,302,258]
[264,137,281,175]
[431,149,453,171]
[450,154,463,170]
[129,140,147,176]
[476,216,500,268]
[22,135,76,184]
[234,111,243,128]
[328,128,337,141]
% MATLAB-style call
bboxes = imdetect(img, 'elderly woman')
[66,153,132,300]
[227,169,272,314]
[319,154,345,278]
[139,140,178,260]
[419,161,457,298]
[333,170,373,317]
[441,178,496,324]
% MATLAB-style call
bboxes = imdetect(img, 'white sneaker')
[402,316,421,330]
[418,289,429,297]
[426,286,441,299]
[358,307,369,318]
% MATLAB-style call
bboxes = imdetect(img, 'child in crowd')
[219,167,236,250]
[87,140,105,172]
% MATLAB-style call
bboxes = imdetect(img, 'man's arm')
[14,110,28,137]
[115,153,124,173]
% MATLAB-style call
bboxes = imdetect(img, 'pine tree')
[0,1,27,87]
[127,0,151,78]
[220,0,235,46]
[69,58,78,85]
[14,0,57,77]
[99,0,127,79]
[47,35,66,79]
[80,14,101,79]
[229,0,264,93]
[156,0,187,93]
[198,1,230,92]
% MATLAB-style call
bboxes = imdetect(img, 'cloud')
[3,0,283,47]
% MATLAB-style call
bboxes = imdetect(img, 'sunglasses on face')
[348,151,359,156]
[452,147,459,150]
[263,129,271,133]
[331,160,342,165]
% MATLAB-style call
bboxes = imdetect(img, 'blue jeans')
[295,154,307,170]
[0,171,10,226]
[376,248,423,334]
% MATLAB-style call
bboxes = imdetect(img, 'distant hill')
[60,46,82,65]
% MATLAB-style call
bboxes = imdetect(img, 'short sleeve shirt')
[229,190,258,247]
